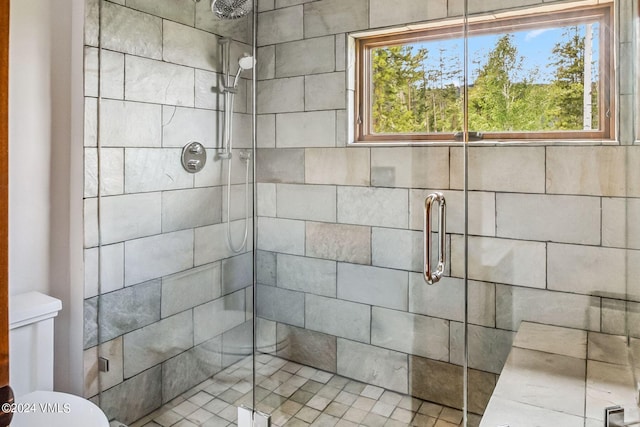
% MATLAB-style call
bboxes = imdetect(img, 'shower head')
[232,55,256,88]
[212,0,252,20]
[238,55,256,71]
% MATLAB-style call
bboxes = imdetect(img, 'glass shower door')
[83,0,256,425]
[252,3,471,425]
[466,0,639,425]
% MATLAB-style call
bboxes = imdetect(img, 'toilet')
[9,291,109,427]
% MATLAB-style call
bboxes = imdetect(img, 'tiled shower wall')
[254,0,640,416]
[82,0,255,423]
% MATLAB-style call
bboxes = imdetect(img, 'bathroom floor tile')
[140,355,466,427]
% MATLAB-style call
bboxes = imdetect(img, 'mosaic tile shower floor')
[131,354,480,427]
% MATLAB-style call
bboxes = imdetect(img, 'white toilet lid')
[10,391,109,427]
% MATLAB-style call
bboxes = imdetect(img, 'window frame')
[354,3,614,143]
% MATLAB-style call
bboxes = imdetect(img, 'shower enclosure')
[82,0,639,426]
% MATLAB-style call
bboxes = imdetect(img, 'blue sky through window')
[410,22,600,86]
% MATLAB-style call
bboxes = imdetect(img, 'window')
[354,3,614,142]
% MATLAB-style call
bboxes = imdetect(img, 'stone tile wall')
[82,0,254,424]
[255,0,639,416]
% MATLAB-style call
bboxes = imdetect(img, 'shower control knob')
[187,160,201,170]
[181,142,207,173]
[189,145,203,155]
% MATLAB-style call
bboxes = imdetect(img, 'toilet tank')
[9,292,62,397]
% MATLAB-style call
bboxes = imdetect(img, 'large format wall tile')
[161,263,221,318]
[85,0,99,47]
[162,106,217,148]
[84,298,98,349]
[277,254,337,297]
[194,220,253,265]
[125,56,195,106]
[195,149,251,188]
[221,252,254,295]
[338,263,409,310]
[123,311,193,378]
[84,337,124,397]
[275,36,335,77]
[84,243,125,298]
[450,323,515,374]
[370,0,447,28]
[84,98,98,147]
[257,77,305,113]
[99,99,161,147]
[496,284,601,332]
[96,280,161,344]
[257,217,305,255]
[257,250,277,286]
[84,48,124,100]
[410,355,496,415]
[162,336,222,403]
[100,193,162,244]
[304,0,369,38]
[127,0,196,26]
[102,2,162,59]
[100,365,162,425]
[409,275,496,328]
[452,235,546,288]
[305,294,370,343]
[124,230,194,286]
[124,148,194,193]
[277,324,337,372]
[371,147,450,189]
[337,339,409,394]
[452,146,546,193]
[306,222,371,264]
[257,285,305,327]
[603,197,640,250]
[163,21,219,72]
[372,307,450,361]
[193,290,246,344]
[258,183,277,217]
[222,321,253,368]
[194,69,223,111]
[305,148,370,186]
[257,148,305,183]
[547,146,626,196]
[305,72,345,110]
[337,187,408,228]
[162,187,222,232]
[372,227,422,272]
[409,356,462,410]
[84,148,124,198]
[497,194,600,245]
[276,111,336,148]
[258,6,304,46]
[277,184,337,222]
[547,243,636,297]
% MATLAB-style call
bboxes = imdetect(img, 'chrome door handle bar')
[423,192,446,285]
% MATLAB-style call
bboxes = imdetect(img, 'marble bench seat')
[480,322,640,427]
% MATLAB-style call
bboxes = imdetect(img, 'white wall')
[9,0,52,296]
[8,0,84,394]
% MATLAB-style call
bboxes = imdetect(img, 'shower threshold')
[130,354,476,427]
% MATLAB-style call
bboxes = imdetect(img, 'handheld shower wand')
[218,42,256,253]
[220,47,255,159]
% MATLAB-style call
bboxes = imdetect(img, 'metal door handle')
[424,192,446,285]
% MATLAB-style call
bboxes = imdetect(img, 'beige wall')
[9,0,85,394]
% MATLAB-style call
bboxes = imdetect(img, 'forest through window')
[356,4,613,142]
